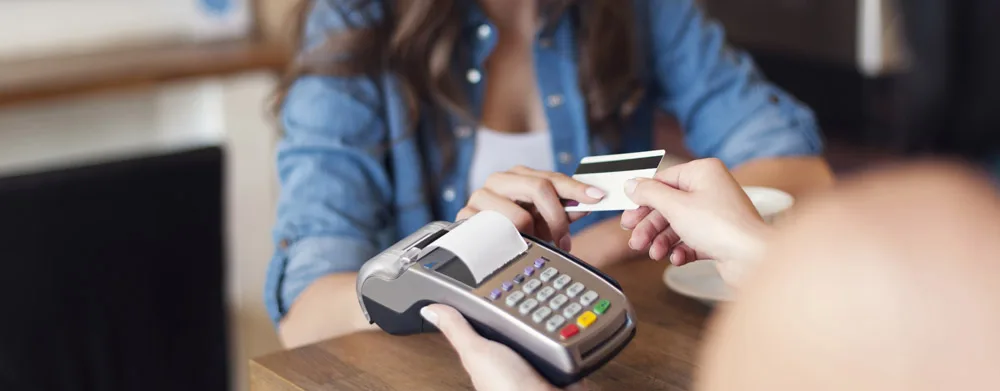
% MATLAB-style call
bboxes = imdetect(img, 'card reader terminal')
[357,211,637,387]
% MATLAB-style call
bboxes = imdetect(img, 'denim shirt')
[264,0,824,326]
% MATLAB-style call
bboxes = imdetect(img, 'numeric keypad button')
[536,286,556,301]
[562,302,582,318]
[549,294,568,310]
[522,279,542,294]
[518,298,539,315]
[539,267,559,282]
[580,290,599,306]
[553,274,572,290]
[504,291,525,307]
[531,307,552,323]
[545,315,566,332]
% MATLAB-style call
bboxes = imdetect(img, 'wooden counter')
[250,260,714,390]
[0,40,290,107]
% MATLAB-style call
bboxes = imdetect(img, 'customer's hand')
[621,158,770,285]
[457,166,605,252]
[420,304,585,391]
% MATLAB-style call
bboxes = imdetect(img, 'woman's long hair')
[274,0,644,169]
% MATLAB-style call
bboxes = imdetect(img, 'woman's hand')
[457,166,606,252]
[420,304,584,391]
[621,158,770,285]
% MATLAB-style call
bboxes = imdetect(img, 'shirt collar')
[461,1,569,35]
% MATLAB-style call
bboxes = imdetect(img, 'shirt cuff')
[711,110,823,169]
[264,236,378,326]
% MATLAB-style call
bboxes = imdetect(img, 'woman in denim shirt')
[268,0,835,347]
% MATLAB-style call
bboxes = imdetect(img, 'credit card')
[564,150,669,212]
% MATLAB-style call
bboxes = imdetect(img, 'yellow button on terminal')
[576,311,597,328]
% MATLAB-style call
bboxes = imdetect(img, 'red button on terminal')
[559,324,580,340]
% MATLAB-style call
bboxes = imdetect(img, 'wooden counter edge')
[0,40,291,107]
[249,357,306,391]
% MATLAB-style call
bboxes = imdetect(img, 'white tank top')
[468,127,555,193]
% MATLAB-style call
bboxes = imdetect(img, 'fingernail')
[586,187,606,199]
[624,179,639,195]
[559,235,572,251]
[669,252,680,265]
[627,238,637,250]
[420,307,439,326]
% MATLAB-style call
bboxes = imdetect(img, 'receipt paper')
[424,210,528,284]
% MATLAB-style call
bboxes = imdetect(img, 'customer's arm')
[263,0,392,349]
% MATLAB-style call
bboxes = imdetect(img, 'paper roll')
[424,210,528,284]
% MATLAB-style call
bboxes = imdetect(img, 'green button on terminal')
[593,299,611,315]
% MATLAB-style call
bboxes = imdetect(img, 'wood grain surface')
[250,260,715,391]
[0,40,289,107]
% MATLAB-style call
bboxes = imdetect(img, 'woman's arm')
[729,156,835,198]
[278,272,378,348]
[569,218,640,269]
[644,0,831,192]
[264,0,394,348]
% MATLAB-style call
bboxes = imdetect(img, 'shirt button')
[545,94,564,108]
[442,187,457,202]
[476,24,492,40]
[558,152,573,164]
[466,69,482,84]
[454,125,472,139]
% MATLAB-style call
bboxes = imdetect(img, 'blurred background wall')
[0,1,902,390]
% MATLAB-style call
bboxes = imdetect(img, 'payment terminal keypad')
[536,286,556,301]
[552,275,572,289]
[545,315,565,332]
[549,294,568,310]
[505,291,525,307]
[539,267,558,282]
[531,306,552,323]
[485,256,615,341]
[523,279,542,294]
[519,298,539,315]
[562,302,582,318]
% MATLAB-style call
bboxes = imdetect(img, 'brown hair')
[275,0,644,167]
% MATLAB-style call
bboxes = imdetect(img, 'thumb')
[624,177,687,215]
[420,304,485,355]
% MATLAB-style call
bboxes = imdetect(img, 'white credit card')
[564,150,669,212]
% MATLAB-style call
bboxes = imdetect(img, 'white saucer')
[663,261,734,305]
[742,186,795,223]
